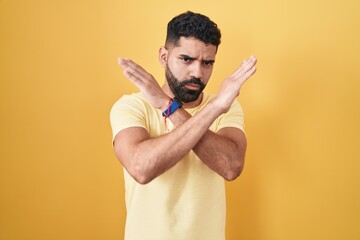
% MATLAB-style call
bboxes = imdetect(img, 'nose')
[189,61,203,79]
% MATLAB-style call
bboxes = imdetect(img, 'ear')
[158,46,168,68]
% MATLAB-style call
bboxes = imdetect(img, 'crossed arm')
[114,56,256,184]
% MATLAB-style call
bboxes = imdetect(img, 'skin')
[115,37,257,184]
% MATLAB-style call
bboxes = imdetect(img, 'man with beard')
[110,11,257,240]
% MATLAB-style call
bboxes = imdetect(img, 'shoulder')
[112,92,145,108]
[110,93,152,141]
[110,92,154,114]
[215,98,245,132]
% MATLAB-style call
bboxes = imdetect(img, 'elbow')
[132,173,153,185]
[224,168,241,181]
[129,162,155,185]
[115,151,155,185]
[224,161,244,181]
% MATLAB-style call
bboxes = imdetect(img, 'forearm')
[194,129,246,180]
[122,101,223,184]
[168,106,246,180]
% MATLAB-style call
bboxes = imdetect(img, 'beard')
[165,64,206,103]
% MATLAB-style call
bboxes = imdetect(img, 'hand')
[214,55,257,113]
[118,58,170,109]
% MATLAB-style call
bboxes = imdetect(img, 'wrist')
[159,97,172,111]
[162,97,183,117]
[209,97,228,115]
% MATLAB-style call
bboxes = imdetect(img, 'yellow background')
[1,0,359,239]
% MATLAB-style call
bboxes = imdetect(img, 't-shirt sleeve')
[110,94,147,142]
[215,99,245,133]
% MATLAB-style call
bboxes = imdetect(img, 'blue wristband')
[162,97,183,117]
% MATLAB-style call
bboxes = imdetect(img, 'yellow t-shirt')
[110,92,245,240]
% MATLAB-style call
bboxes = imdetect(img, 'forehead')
[169,37,217,59]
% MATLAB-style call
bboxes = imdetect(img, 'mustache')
[179,77,205,87]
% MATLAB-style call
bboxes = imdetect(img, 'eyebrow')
[179,54,196,60]
[179,54,215,63]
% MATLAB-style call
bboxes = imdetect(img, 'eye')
[203,60,214,66]
[181,57,191,62]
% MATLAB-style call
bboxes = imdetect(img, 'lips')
[185,83,201,90]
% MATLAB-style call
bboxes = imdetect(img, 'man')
[110,11,256,240]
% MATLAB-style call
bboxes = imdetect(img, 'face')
[165,64,206,103]
[162,37,217,103]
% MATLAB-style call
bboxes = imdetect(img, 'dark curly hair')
[165,11,221,49]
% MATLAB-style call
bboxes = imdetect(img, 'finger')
[119,58,150,80]
[232,55,257,77]
[240,65,257,85]
[245,65,257,80]
[118,57,130,69]
[118,58,143,77]
[230,57,253,78]
[240,55,257,71]
[123,70,144,86]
